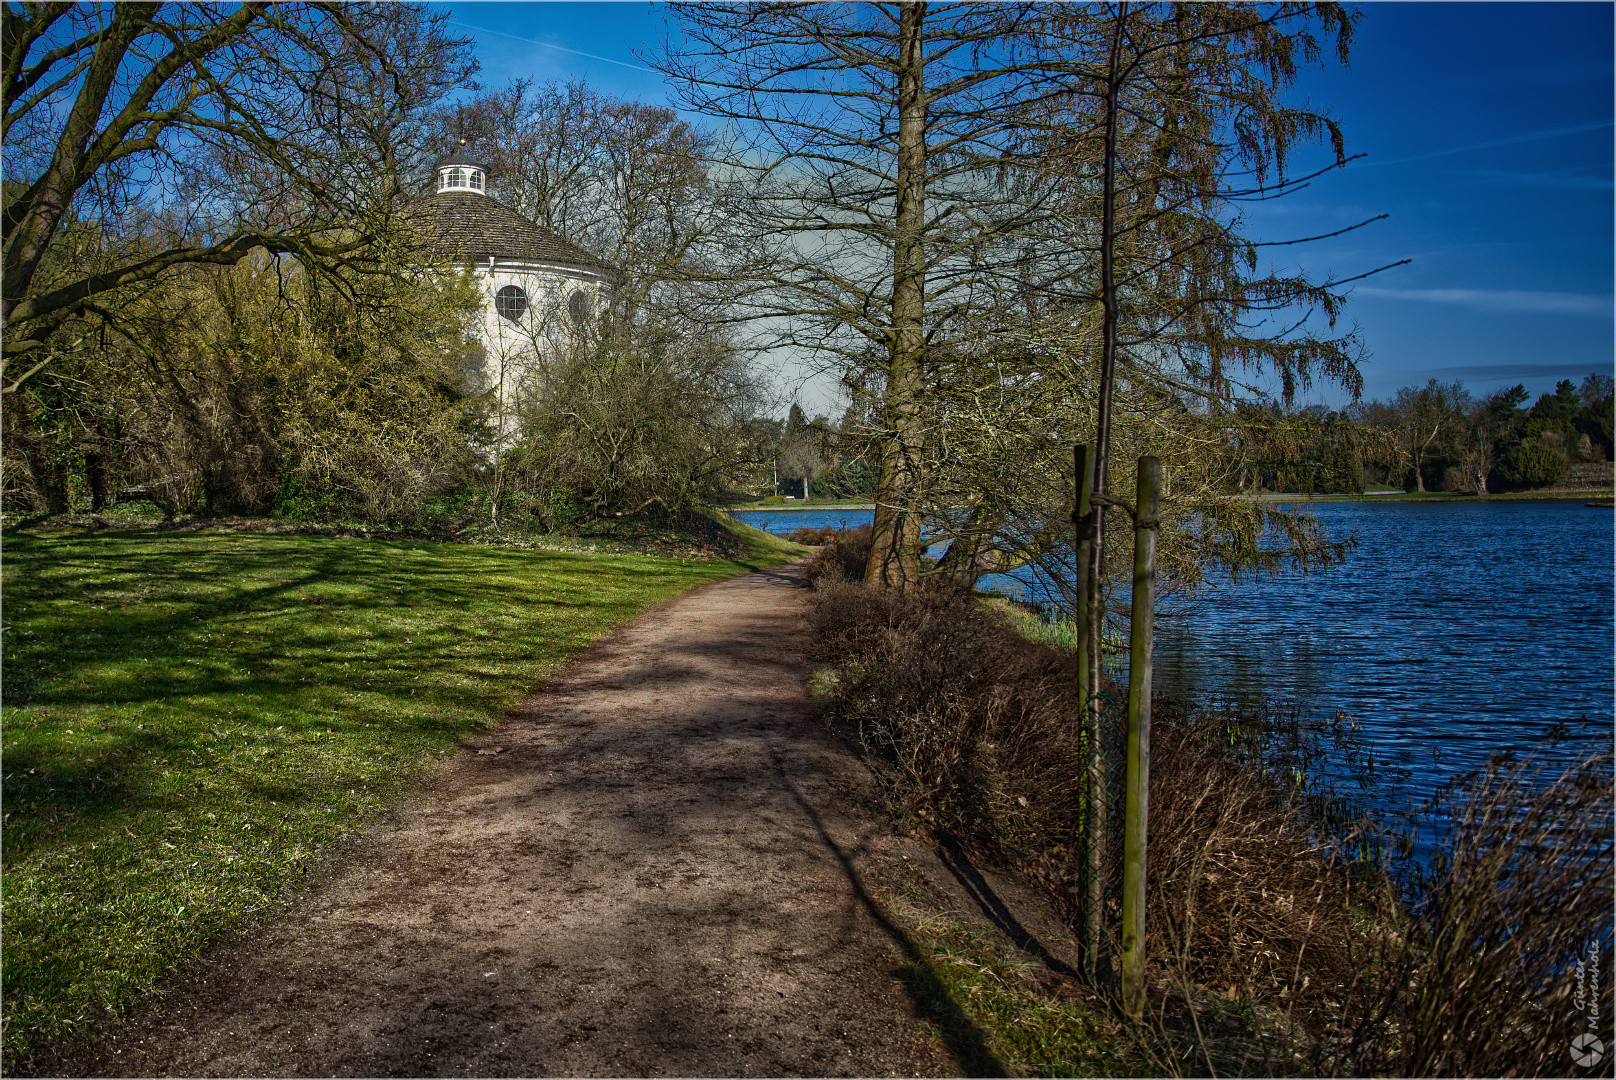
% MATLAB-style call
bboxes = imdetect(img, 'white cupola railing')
[436,164,485,193]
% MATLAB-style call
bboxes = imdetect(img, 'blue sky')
[443,1,1614,416]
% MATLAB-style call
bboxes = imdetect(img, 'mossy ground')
[866,859,1142,1077]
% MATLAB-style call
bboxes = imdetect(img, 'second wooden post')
[1121,455,1160,1019]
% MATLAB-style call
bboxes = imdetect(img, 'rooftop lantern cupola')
[434,147,487,195]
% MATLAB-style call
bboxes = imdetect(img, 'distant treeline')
[1234,373,1613,495]
[745,402,878,502]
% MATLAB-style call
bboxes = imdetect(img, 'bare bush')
[807,579,1087,840]
[1326,739,1614,1078]
[806,566,1390,1072]
[802,525,873,587]
[1147,708,1365,1008]
[783,523,849,546]
[806,560,1613,1077]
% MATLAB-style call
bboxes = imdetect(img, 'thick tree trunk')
[866,0,928,592]
[3,5,158,322]
[32,443,71,514]
[85,446,110,511]
[935,505,996,591]
[1412,423,1442,492]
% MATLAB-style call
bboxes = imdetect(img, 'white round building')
[411,153,615,420]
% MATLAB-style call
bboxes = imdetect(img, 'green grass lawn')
[0,527,796,1064]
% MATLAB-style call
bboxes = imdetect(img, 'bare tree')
[776,403,833,498]
[2,1,474,388]
[1379,379,1465,491]
[424,79,738,331]
[1458,383,1530,495]
[658,2,1094,589]
[658,2,1393,594]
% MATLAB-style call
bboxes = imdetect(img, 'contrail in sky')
[447,19,661,74]
[1361,119,1614,168]
[1354,286,1611,317]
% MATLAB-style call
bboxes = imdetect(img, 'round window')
[496,285,528,322]
[568,290,590,326]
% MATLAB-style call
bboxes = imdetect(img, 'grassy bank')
[866,857,1137,1078]
[0,525,799,1065]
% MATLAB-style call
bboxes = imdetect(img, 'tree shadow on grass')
[0,531,730,857]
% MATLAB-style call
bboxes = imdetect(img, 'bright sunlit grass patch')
[872,868,1134,1078]
[0,528,787,1065]
[983,597,1084,652]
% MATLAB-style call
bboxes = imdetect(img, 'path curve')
[68,561,957,1078]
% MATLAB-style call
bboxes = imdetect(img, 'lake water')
[732,507,879,538]
[730,501,1615,815]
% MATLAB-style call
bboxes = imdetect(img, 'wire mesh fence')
[1079,679,1129,990]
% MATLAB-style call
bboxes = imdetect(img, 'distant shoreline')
[723,490,1612,513]
[1253,489,1612,503]
[723,503,876,512]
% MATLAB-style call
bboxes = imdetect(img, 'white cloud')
[1352,286,1613,318]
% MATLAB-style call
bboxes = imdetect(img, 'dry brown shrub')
[807,579,1087,841]
[1142,706,1367,1029]
[802,524,873,587]
[806,565,1613,1077]
[783,523,847,545]
[807,573,1385,1068]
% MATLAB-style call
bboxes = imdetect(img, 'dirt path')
[66,561,968,1078]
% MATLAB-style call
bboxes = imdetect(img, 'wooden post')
[1073,445,1094,704]
[1121,455,1160,1019]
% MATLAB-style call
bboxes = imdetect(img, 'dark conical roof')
[408,191,612,273]
[433,152,487,170]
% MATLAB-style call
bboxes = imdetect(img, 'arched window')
[496,285,528,322]
[460,344,487,390]
[568,289,591,326]
[468,169,484,191]
[447,167,466,189]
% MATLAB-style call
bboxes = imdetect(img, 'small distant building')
[409,153,615,424]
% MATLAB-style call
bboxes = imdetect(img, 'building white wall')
[466,259,612,436]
